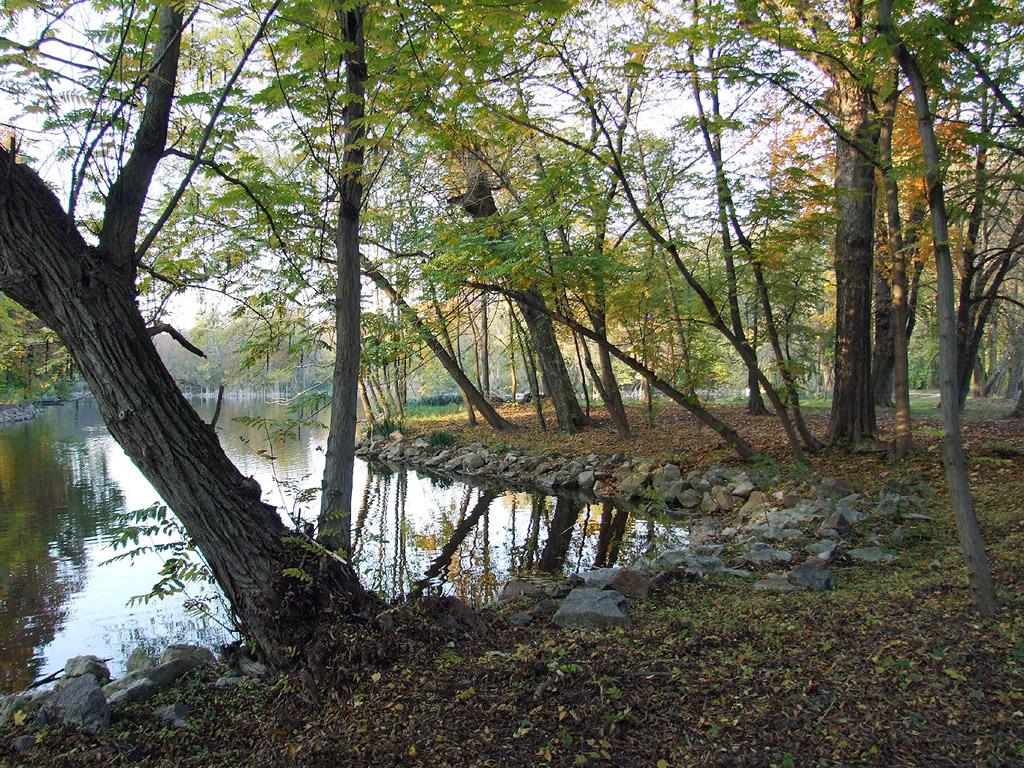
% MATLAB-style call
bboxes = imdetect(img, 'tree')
[878,0,996,615]
[0,3,376,667]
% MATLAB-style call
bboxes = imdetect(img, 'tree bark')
[0,147,373,673]
[826,81,878,443]
[880,0,997,615]
[319,1,366,554]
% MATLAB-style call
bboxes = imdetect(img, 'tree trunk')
[827,81,878,443]
[319,2,366,554]
[879,84,914,459]
[872,262,895,406]
[881,0,997,615]
[363,263,512,431]
[516,286,591,433]
[480,294,490,398]
[0,145,373,670]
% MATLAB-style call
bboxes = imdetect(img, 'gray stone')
[875,497,899,517]
[732,480,756,499]
[161,644,216,669]
[103,659,191,703]
[154,702,190,729]
[738,542,778,564]
[551,588,630,629]
[753,574,796,592]
[848,547,898,563]
[788,558,834,590]
[46,674,109,733]
[806,539,837,560]
[738,491,770,521]
[500,578,546,601]
[0,691,51,726]
[651,464,681,490]
[817,476,853,499]
[215,677,245,688]
[818,512,852,538]
[836,504,867,524]
[700,492,717,513]
[604,569,651,600]
[888,526,906,548]
[125,647,157,673]
[11,734,36,752]
[578,470,596,490]
[675,488,701,509]
[618,472,648,498]
[63,655,111,684]
[685,555,725,577]
[510,612,533,627]
[462,453,485,470]
[712,487,734,511]
[578,567,620,588]
[651,548,688,570]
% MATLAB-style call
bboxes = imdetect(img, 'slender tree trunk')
[358,378,376,426]
[872,262,896,406]
[510,302,546,429]
[319,2,366,553]
[879,83,913,459]
[480,294,490,398]
[881,0,996,615]
[827,81,878,443]
[363,263,512,430]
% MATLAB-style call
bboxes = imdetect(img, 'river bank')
[2,401,1022,766]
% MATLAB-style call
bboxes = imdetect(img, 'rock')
[732,480,756,499]
[888,526,906,548]
[510,612,533,627]
[462,453,485,470]
[578,470,596,490]
[788,558,834,590]
[161,644,216,669]
[738,491,770,521]
[651,464,681,491]
[651,548,688,571]
[578,567,620,588]
[780,491,802,508]
[675,488,701,509]
[551,588,630,629]
[817,476,853,499]
[604,569,651,600]
[875,497,899,517]
[609,451,626,464]
[11,734,36,752]
[154,702,190,729]
[848,547,898,563]
[103,659,191,704]
[426,595,488,633]
[530,599,559,618]
[618,472,649,498]
[753,574,796,592]
[500,579,546,602]
[0,691,51,726]
[712,487,734,511]
[44,674,109,733]
[214,677,245,688]
[63,655,111,684]
[685,555,725,577]
[738,541,786,564]
[700,492,717,513]
[818,512,852,538]
[806,539,837,560]
[388,430,404,441]
[835,504,867,524]
[125,647,157,673]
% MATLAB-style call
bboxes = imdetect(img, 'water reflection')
[0,399,688,694]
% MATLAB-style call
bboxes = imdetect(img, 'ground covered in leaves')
[3,399,1024,767]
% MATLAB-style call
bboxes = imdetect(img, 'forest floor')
[4,398,1024,767]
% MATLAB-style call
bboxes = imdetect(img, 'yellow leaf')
[371,672,382,683]
[409,746,416,757]
[658,760,668,768]
[13,710,27,726]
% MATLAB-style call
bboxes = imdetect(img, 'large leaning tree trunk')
[0,8,374,670]
[880,0,996,615]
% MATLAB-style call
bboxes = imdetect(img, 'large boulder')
[103,659,192,705]
[552,588,630,629]
[578,567,620,588]
[125,647,158,673]
[42,674,109,734]
[604,569,651,600]
[161,644,216,669]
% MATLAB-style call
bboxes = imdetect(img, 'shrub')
[427,429,458,449]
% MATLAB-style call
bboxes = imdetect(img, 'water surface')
[0,399,687,693]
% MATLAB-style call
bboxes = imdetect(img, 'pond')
[0,399,688,694]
